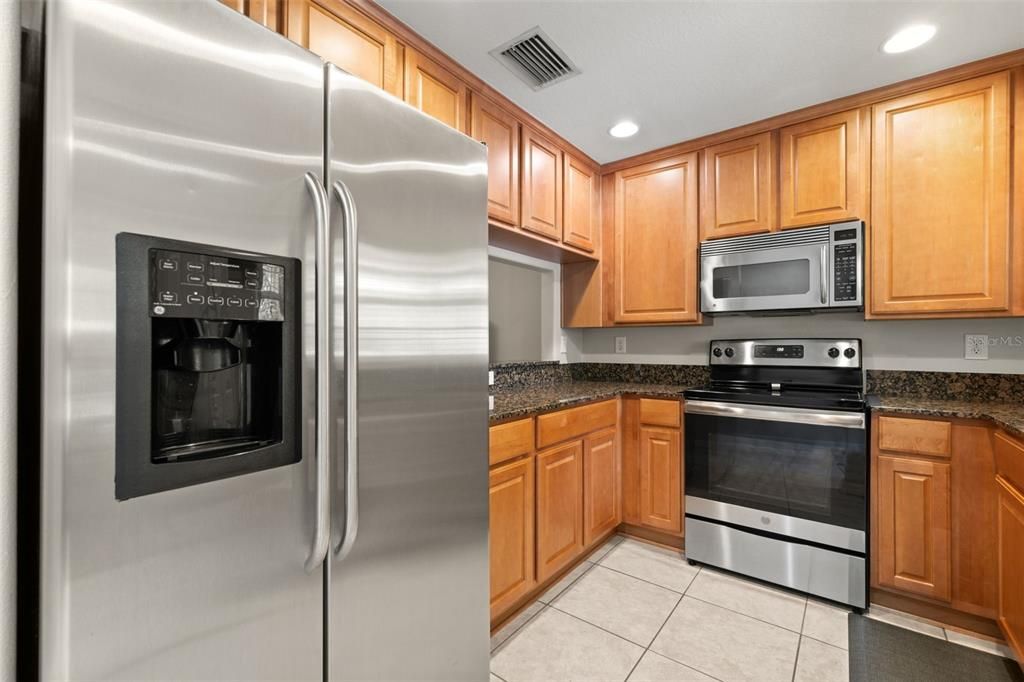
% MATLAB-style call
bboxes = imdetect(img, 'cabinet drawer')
[878,415,951,458]
[639,399,680,428]
[537,400,617,448]
[995,431,1024,494]
[489,418,534,466]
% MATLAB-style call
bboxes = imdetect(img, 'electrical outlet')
[488,371,494,386]
[488,395,494,410]
[560,335,567,353]
[965,334,989,360]
[615,337,627,354]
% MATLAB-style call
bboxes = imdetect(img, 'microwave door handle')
[820,245,828,305]
[304,172,331,572]
[332,180,359,563]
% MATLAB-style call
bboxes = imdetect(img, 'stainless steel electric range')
[683,338,868,608]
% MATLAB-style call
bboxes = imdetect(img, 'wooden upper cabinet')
[779,109,866,229]
[286,0,402,97]
[870,72,1011,316]
[404,48,467,131]
[521,127,564,241]
[997,475,1024,661]
[220,0,283,31]
[470,93,519,226]
[613,153,700,324]
[489,456,535,619]
[562,153,599,252]
[583,427,620,545]
[638,426,682,534]
[877,455,952,601]
[701,132,776,240]
[535,440,584,582]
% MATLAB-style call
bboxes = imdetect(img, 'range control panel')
[149,248,285,321]
[831,226,860,303]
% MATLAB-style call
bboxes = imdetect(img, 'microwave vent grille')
[700,226,830,256]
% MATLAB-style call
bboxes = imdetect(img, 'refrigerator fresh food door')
[40,1,325,679]
[325,66,490,681]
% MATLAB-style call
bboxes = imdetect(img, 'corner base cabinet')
[995,431,1024,661]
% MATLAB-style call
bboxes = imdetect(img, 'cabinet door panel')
[877,455,951,601]
[780,109,864,228]
[521,127,563,240]
[489,457,535,619]
[701,132,776,239]
[613,154,700,324]
[563,153,598,252]
[584,428,620,545]
[997,476,1024,662]
[639,426,681,534]
[404,48,467,131]
[470,94,519,226]
[287,0,401,97]
[870,72,1010,315]
[536,441,584,582]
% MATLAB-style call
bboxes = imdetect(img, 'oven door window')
[685,412,866,531]
[711,259,810,299]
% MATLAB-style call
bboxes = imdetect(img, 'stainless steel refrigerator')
[26,1,489,679]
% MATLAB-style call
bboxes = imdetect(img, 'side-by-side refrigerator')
[25,1,489,679]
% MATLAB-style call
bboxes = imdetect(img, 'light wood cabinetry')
[870,72,1012,317]
[997,471,1024,662]
[563,153,599,252]
[612,154,700,324]
[286,0,402,97]
[701,132,776,240]
[536,400,617,449]
[403,47,467,131]
[779,108,866,229]
[489,456,535,619]
[622,398,683,537]
[521,127,564,241]
[876,454,952,601]
[220,0,283,31]
[469,93,519,227]
[536,440,585,582]
[583,427,620,545]
[488,418,533,466]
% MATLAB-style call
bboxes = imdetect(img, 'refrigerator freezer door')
[40,1,324,679]
[325,67,490,681]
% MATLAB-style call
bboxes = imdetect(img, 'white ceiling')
[378,0,1024,164]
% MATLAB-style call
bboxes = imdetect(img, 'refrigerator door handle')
[332,180,359,562]
[305,172,331,572]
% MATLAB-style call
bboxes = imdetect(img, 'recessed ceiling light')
[882,24,937,54]
[609,121,639,138]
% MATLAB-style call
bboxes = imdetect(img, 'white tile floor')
[490,535,1016,682]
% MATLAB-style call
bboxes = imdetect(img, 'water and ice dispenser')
[115,234,300,499]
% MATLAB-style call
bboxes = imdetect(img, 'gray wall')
[489,258,545,363]
[0,0,17,675]
[580,313,1024,373]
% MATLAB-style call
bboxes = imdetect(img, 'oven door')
[700,243,828,313]
[684,400,866,551]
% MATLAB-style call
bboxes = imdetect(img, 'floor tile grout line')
[622,592,681,682]
[682,592,807,635]
[587,562,688,596]
[801,633,849,652]
[489,603,547,655]
[539,561,596,605]
[791,600,809,682]
[547,603,654,650]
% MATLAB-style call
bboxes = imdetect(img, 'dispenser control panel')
[149,248,285,321]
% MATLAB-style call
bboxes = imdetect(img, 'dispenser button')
[159,259,177,271]
[186,294,204,304]
[159,291,178,304]
[186,262,203,272]
[185,274,204,284]
[207,295,224,305]
[244,298,258,308]
[227,297,242,307]
[245,279,258,289]
[244,269,258,278]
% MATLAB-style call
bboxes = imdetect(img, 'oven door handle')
[684,400,865,429]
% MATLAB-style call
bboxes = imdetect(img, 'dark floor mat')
[849,614,1023,682]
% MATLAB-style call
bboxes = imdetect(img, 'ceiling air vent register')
[490,27,580,91]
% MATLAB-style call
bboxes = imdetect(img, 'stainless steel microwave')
[699,220,863,314]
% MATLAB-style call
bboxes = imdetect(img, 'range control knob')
[827,347,840,358]
[712,347,723,357]
[844,347,857,359]
[724,347,734,358]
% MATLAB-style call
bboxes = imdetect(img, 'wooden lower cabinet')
[583,427,620,545]
[639,426,683,534]
[489,456,535,619]
[536,440,585,582]
[997,475,1024,661]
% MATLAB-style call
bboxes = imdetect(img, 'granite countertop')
[490,381,692,423]
[869,395,1024,440]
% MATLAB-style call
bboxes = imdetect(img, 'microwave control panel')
[149,248,285,321]
[830,224,861,304]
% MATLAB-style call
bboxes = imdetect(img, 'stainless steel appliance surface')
[27,1,488,679]
[683,339,868,608]
[699,220,863,314]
